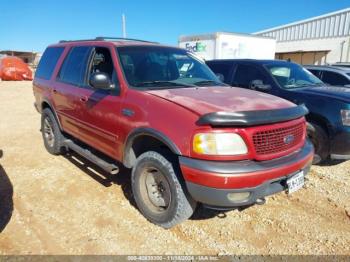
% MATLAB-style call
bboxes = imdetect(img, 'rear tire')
[307,122,329,164]
[41,108,64,155]
[131,151,196,228]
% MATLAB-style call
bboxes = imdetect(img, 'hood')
[293,85,350,102]
[146,86,295,116]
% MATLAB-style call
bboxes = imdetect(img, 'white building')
[254,8,350,65]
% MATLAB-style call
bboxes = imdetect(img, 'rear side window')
[322,71,350,86]
[58,46,91,86]
[35,47,64,80]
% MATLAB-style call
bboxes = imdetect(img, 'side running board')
[62,139,119,175]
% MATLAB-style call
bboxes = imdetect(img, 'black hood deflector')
[196,104,309,127]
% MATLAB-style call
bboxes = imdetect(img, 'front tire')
[41,108,63,155]
[307,122,329,164]
[131,151,196,228]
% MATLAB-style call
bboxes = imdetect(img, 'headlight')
[193,133,248,155]
[341,110,350,126]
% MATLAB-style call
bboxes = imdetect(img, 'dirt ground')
[0,81,349,255]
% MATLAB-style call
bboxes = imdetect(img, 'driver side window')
[233,64,268,89]
[88,47,119,87]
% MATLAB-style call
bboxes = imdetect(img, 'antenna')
[122,14,126,38]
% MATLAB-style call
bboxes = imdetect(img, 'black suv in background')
[207,59,350,164]
[304,65,350,87]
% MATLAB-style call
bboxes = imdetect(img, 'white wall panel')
[255,8,350,42]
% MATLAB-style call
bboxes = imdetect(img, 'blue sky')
[1,0,350,52]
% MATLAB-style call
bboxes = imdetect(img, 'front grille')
[252,122,304,156]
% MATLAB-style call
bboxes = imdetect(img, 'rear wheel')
[307,122,329,164]
[41,108,64,155]
[131,151,196,228]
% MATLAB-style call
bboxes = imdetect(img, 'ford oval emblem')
[284,134,295,144]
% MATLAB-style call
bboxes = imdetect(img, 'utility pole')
[122,14,126,38]
[340,40,346,62]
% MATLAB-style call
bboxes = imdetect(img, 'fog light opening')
[227,192,250,203]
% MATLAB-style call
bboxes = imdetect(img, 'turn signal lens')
[193,133,248,155]
[341,109,350,126]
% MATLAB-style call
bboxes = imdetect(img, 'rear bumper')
[180,140,314,208]
[330,130,350,160]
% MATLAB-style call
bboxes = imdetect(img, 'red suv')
[33,37,314,228]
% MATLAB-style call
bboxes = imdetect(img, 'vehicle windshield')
[116,46,224,89]
[266,63,325,89]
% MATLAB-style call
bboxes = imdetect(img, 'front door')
[78,46,123,158]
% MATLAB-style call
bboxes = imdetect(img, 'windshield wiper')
[135,81,195,88]
[193,80,226,86]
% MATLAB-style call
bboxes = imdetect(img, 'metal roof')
[254,8,350,42]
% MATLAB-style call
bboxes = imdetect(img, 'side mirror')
[89,72,114,90]
[250,79,271,91]
[216,73,225,82]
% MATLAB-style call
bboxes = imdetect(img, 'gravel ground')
[0,81,349,255]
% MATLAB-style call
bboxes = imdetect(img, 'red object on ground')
[0,56,33,81]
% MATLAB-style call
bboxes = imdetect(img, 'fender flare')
[41,100,63,130]
[123,127,181,168]
[305,112,332,137]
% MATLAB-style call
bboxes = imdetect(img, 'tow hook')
[256,198,266,205]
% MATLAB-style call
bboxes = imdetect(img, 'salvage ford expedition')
[33,37,314,228]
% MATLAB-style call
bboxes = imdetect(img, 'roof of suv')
[53,37,174,48]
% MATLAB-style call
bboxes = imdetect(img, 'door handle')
[80,96,88,102]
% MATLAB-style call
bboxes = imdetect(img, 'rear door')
[52,46,93,144]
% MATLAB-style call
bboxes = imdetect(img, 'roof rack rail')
[59,39,96,43]
[95,36,158,43]
[59,37,158,44]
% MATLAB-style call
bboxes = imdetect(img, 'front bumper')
[180,140,314,208]
[330,130,350,160]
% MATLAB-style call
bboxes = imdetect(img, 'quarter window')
[35,47,64,80]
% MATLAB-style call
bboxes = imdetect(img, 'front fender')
[123,127,182,168]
